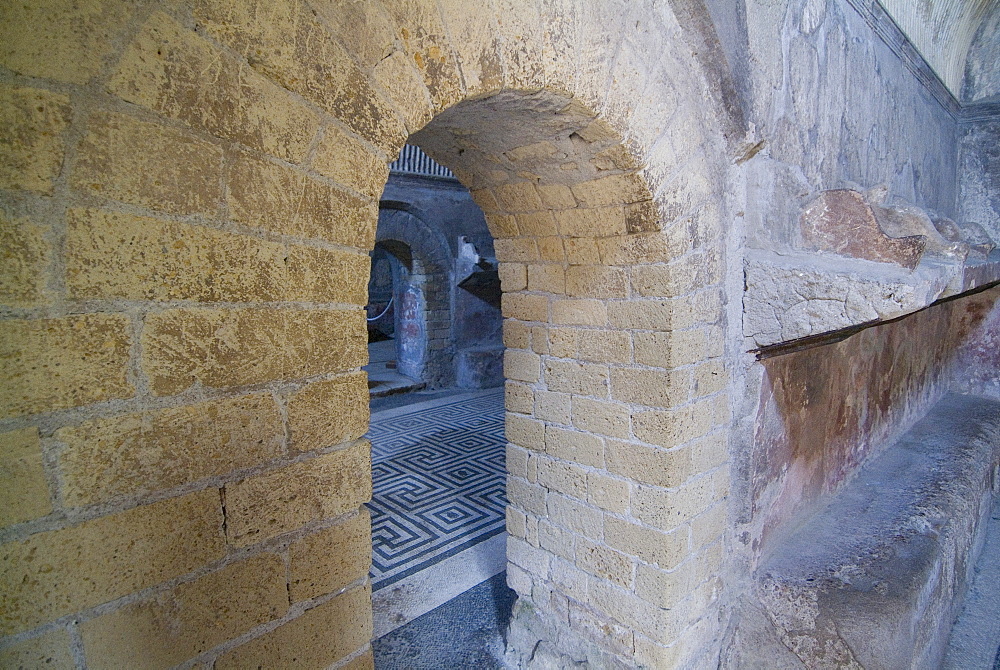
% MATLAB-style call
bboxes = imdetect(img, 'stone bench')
[746,394,1000,669]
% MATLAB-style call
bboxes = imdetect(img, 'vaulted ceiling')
[878,0,1000,102]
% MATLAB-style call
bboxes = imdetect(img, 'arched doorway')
[0,3,737,668]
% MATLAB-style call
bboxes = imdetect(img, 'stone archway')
[0,1,739,667]
[374,206,455,386]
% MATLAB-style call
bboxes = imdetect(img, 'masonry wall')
[0,1,739,668]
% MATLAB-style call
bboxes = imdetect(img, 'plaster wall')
[738,285,1000,567]
[740,0,960,253]
[960,119,1000,243]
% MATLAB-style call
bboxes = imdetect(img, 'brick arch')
[374,206,455,386]
[0,1,736,668]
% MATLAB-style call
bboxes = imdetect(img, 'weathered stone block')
[632,400,714,449]
[0,628,73,669]
[634,557,700,609]
[633,329,707,368]
[65,208,286,303]
[506,414,545,450]
[226,151,377,248]
[0,427,51,527]
[551,298,607,326]
[574,329,631,364]
[571,398,630,439]
[436,0,504,97]
[505,381,534,414]
[606,439,691,488]
[692,360,727,397]
[504,349,541,383]
[108,12,320,163]
[285,245,370,304]
[543,359,609,396]
[536,456,588,500]
[508,535,551,578]
[502,293,549,322]
[380,0,463,111]
[309,0,396,70]
[610,367,689,409]
[554,207,626,238]
[495,238,540,263]
[608,299,683,331]
[587,471,629,514]
[371,50,435,133]
[499,263,528,291]
[71,112,224,216]
[0,0,135,83]
[141,307,365,396]
[509,476,547,516]
[564,238,602,265]
[492,182,543,213]
[598,231,685,265]
[537,183,577,209]
[214,584,372,668]
[603,517,688,570]
[0,315,132,419]
[632,477,718,530]
[0,489,225,635]
[0,84,71,194]
[224,442,371,546]
[80,553,288,669]
[527,263,566,294]
[284,309,368,379]
[195,0,407,151]
[537,236,567,262]
[544,426,604,468]
[537,519,575,561]
[311,124,391,199]
[565,266,628,299]
[589,577,684,642]
[56,394,283,507]
[287,372,369,453]
[503,320,531,349]
[0,214,51,308]
[576,538,633,588]
[571,173,650,207]
[535,390,572,424]
[289,508,371,601]
[547,493,602,540]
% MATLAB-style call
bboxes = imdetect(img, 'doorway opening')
[367,146,512,667]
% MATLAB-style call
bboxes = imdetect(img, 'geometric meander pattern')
[367,390,507,590]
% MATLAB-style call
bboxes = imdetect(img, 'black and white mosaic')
[368,390,506,590]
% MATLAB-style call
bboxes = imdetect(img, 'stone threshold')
[372,532,507,640]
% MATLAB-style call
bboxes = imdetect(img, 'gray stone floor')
[373,571,515,670]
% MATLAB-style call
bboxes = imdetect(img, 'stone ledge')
[743,248,1000,348]
[739,394,1000,668]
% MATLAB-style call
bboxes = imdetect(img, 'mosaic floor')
[367,388,507,590]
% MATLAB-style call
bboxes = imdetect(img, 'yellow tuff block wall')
[0,0,735,667]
